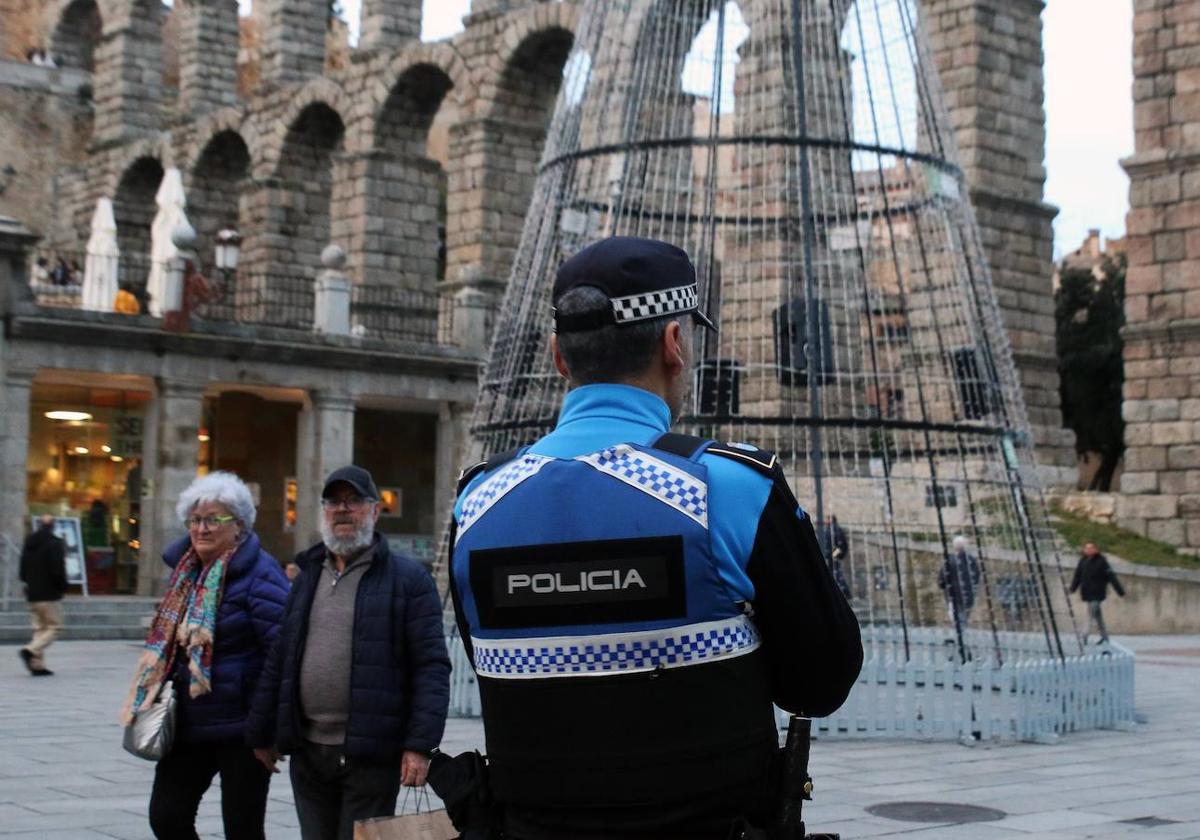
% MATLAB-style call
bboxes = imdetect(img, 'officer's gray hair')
[176,471,257,531]
[555,286,680,385]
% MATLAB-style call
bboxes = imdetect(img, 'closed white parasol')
[81,198,120,312]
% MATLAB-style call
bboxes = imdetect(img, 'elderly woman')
[122,471,288,840]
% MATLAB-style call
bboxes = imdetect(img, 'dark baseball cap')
[552,236,717,333]
[321,465,380,501]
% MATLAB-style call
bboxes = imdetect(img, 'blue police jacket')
[450,384,863,838]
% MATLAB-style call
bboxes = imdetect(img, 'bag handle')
[398,784,433,816]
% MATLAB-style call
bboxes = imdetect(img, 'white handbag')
[122,680,178,761]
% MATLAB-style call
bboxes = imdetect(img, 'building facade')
[0,0,1071,592]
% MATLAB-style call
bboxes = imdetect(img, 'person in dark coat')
[820,515,852,598]
[18,514,68,675]
[938,535,981,641]
[247,465,450,840]
[120,471,288,840]
[1069,541,1125,645]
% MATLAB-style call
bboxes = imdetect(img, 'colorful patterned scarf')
[120,544,233,724]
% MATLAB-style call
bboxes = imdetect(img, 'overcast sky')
[268,0,1135,260]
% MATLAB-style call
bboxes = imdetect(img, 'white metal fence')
[446,625,1135,743]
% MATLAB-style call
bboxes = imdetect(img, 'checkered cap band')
[575,445,708,528]
[472,615,761,679]
[457,454,554,539]
[610,283,699,324]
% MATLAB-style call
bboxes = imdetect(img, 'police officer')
[449,236,863,839]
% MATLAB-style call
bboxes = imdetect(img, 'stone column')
[93,5,165,142]
[177,0,240,116]
[1118,0,1200,550]
[139,381,203,595]
[257,0,327,87]
[339,150,443,291]
[923,0,1075,485]
[294,391,356,553]
[434,402,471,533]
[359,0,422,52]
[0,370,33,553]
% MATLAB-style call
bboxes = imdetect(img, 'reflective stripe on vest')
[471,614,760,679]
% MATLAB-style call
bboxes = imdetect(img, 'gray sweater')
[298,548,372,745]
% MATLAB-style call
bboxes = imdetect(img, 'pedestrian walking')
[120,471,288,840]
[449,236,862,839]
[820,514,852,598]
[18,514,67,676]
[247,465,450,840]
[938,535,981,642]
[1069,541,1125,645]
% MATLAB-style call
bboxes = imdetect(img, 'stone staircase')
[0,596,156,644]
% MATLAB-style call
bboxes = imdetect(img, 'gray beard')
[320,516,375,558]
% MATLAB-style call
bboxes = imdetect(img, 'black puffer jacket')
[1070,553,1125,602]
[19,525,67,602]
[246,534,450,762]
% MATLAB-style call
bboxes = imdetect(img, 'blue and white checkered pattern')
[457,453,554,538]
[472,616,761,678]
[576,445,708,528]
[611,283,699,324]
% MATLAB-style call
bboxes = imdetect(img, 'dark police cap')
[552,236,716,334]
[321,465,380,501]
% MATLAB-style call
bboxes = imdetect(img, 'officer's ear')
[550,334,571,380]
[661,320,686,378]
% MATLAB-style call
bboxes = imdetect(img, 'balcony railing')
[23,252,448,348]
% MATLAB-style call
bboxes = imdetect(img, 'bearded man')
[247,466,450,840]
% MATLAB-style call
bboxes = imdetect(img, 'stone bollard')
[452,286,491,355]
[314,244,350,336]
[162,221,197,316]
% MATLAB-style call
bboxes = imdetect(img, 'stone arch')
[483,14,577,126]
[48,0,102,72]
[275,77,355,154]
[351,58,460,289]
[247,100,346,291]
[185,108,261,175]
[447,11,576,299]
[189,129,252,269]
[362,42,474,140]
[104,136,174,197]
[112,155,165,287]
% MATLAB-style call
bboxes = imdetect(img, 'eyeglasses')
[186,514,237,529]
[321,496,373,511]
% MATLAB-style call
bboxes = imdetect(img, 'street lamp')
[215,227,241,276]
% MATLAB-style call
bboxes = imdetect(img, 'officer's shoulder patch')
[456,461,489,495]
[705,441,778,475]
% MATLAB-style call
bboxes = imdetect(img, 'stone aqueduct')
[4,0,1080,479]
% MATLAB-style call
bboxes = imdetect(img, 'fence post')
[314,244,350,336]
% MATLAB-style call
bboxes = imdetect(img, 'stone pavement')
[0,635,1196,839]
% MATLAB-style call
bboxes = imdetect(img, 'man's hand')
[253,747,283,773]
[400,750,430,787]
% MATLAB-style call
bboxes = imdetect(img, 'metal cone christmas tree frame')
[442,0,1135,742]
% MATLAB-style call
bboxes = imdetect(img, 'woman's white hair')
[175,471,257,530]
[952,535,968,550]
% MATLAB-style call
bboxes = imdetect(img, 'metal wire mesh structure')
[444,0,1136,739]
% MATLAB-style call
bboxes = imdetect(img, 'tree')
[1055,254,1126,491]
